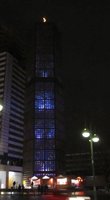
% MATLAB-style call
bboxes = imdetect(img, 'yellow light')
[23,180,26,185]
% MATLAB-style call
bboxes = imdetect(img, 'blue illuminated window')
[45,129,55,138]
[36,69,53,78]
[34,161,55,172]
[35,129,44,138]
[45,100,54,109]
[45,151,55,160]
[35,161,45,171]
[35,100,44,109]
[35,99,54,110]
[36,91,44,99]
[45,161,55,171]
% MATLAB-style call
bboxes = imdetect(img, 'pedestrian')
[18,184,21,192]
[13,181,16,189]
[31,181,33,189]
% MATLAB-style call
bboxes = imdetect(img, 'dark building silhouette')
[23,18,65,185]
[0,25,25,188]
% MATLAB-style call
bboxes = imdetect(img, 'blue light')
[35,99,54,110]
[34,161,55,172]
[45,100,54,109]
[35,161,45,171]
[35,100,44,109]
[45,161,55,171]
[45,151,55,160]
[35,129,44,138]
[45,129,55,138]
[36,69,53,78]
[45,91,54,99]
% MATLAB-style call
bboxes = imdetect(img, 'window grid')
[34,82,56,174]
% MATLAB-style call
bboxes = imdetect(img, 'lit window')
[57,178,67,185]
[35,100,44,109]
[35,161,45,171]
[45,100,54,109]
[45,151,55,160]
[35,129,44,138]
[45,161,55,171]
[36,91,44,99]
[45,129,55,138]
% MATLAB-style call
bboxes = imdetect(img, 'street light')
[82,128,99,200]
[0,103,3,111]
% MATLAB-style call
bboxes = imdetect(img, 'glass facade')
[34,30,56,176]
[31,22,64,178]
[34,82,56,175]
[24,21,64,186]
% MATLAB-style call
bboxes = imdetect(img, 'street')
[0,191,110,200]
[0,193,68,200]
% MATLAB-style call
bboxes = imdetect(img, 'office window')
[45,151,55,160]
[35,150,44,160]
[45,161,55,171]
[45,129,55,138]
[35,129,44,139]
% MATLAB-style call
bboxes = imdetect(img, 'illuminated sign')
[57,178,67,185]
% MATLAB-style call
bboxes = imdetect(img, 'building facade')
[65,151,110,188]
[0,26,25,188]
[23,18,64,186]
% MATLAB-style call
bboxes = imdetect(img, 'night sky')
[0,0,110,153]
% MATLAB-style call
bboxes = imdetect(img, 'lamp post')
[82,128,99,200]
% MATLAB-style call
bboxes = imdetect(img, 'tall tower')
[0,25,25,188]
[24,18,64,184]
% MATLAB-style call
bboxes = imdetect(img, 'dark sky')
[0,0,110,152]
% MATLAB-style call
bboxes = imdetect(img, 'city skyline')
[0,0,110,153]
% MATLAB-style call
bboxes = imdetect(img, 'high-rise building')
[0,25,25,188]
[24,18,64,186]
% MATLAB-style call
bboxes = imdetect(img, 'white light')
[68,197,91,200]
[82,129,90,138]
[57,178,67,185]
[71,179,79,185]
[1,183,4,189]
[9,171,15,177]
[92,135,99,143]
[43,17,47,23]
[42,175,50,179]
[0,104,3,111]
[31,176,38,180]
